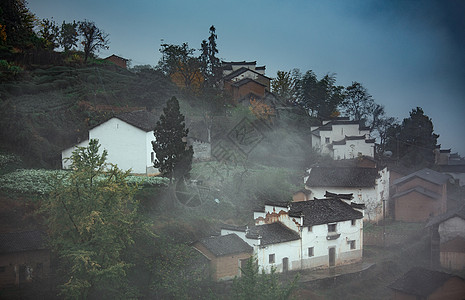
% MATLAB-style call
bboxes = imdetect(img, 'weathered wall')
[0,250,50,287]
[428,277,465,300]
[394,192,443,222]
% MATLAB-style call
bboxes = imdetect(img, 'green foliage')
[0,59,24,80]
[295,70,344,119]
[59,21,79,51]
[232,257,298,300]
[37,18,59,50]
[152,96,194,181]
[78,20,109,62]
[41,139,152,299]
[149,240,210,299]
[341,81,375,122]
[271,70,297,104]
[386,107,438,168]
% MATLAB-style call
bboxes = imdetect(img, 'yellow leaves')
[0,25,6,42]
[249,98,276,122]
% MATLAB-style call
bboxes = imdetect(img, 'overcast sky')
[29,0,465,155]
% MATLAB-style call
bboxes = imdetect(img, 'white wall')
[333,140,374,160]
[439,217,465,243]
[301,219,363,269]
[62,139,90,169]
[89,118,155,174]
[255,239,302,273]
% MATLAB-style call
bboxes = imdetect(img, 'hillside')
[0,63,179,168]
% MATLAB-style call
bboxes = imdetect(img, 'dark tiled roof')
[115,110,159,132]
[223,67,271,82]
[425,205,465,227]
[197,234,252,256]
[289,198,363,227]
[221,224,247,232]
[305,167,379,187]
[247,222,300,246]
[391,187,441,200]
[392,168,450,186]
[222,60,257,66]
[388,267,463,297]
[231,78,267,88]
[104,54,129,61]
[0,231,47,253]
[256,66,266,70]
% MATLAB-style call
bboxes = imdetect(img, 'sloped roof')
[231,78,267,88]
[392,168,450,186]
[223,67,272,82]
[222,60,257,66]
[196,234,252,256]
[391,187,441,200]
[289,198,363,227]
[104,54,129,61]
[0,230,47,254]
[388,267,463,297]
[425,205,465,227]
[305,167,379,187]
[247,222,300,246]
[115,110,159,132]
[312,119,369,133]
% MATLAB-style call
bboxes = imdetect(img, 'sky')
[28,0,465,155]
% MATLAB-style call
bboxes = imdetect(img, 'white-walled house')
[220,196,364,274]
[62,110,159,174]
[311,117,375,159]
[304,162,390,222]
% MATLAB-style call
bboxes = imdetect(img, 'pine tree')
[152,96,193,182]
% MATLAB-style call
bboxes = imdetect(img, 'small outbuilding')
[192,234,253,281]
[388,267,465,300]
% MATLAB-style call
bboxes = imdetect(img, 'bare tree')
[78,20,109,62]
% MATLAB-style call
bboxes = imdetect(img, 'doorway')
[329,247,336,267]
[282,257,289,273]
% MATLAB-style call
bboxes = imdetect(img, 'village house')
[221,61,271,102]
[434,147,465,186]
[390,168,449,222]
[104,54,129,69]
[196,195,364,280]
[426,205,465,270]
[0,231,50,290]
[304,158,389,222]
[310,117,375,159]
[388,267,465,300]
[62,110,159,175]
[192,233,253,281]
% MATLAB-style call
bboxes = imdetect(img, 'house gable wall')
[394,192,443,222]
[428,277,465,300]
[438,217,465,243]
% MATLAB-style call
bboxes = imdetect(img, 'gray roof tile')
[0,230,47,253]
[388,267,463,297]
[197,234,252,256]
[305,167,379,187]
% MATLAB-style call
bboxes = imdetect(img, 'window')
[349,240,356,250]
[308,247,314,257]
[328,223,336,233]
[269,254,275,264]
[151,152,155,163]
[308,226,313,232]
[325,137,330,143]
[351,219,356,226]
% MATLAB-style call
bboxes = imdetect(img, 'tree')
[37,18,59,50]
[0,0,37,49]
[232,257,298,300]
[152,96,193,182]
[78,20,109,62]
[199,25,221,87]
[341,81,375,122]
[271,70,296,104]
[385,107,439,167]
[158,42,203,92]
[59,20,78,51]
[295,70,343,119]
[42,139,147,299]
